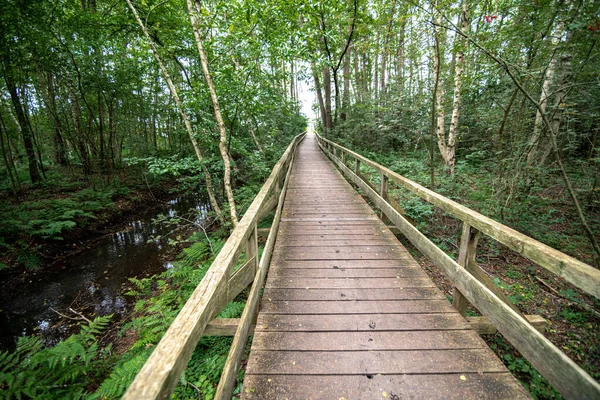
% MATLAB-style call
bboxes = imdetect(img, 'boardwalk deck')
[241,135,529,399]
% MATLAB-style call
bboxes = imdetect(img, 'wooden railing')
[123,132,305,400]
[316,133,600,400]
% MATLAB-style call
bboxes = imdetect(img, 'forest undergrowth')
[333,136,600,399]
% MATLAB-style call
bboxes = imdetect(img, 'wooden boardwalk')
[241,135,529,399]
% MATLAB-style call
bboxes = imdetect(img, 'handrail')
[124,132,306,400]
[316,134,600,299]
[316,133,600,400]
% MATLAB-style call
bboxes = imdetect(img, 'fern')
[0,316,112,399]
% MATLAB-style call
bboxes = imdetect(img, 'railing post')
[453,222,525,318]
[341,151,346,164]
[379,173,389,222]
[453,222,479,316]
[246,223,258,273]
[355,159,361,176]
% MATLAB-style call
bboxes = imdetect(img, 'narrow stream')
[0,195,209,351]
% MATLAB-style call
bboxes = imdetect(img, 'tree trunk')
[353,51,362,103]
[4,67,41,183]
[312,62,327,130]
[445,0,470,175]
[342,44,351,120]
[323,66,332,133]
[247,118,263,153]
[125,0,225,226]
[0,113,19,196]
[527,18,565,166]
[539,53,572,166]
[433,11,447,166]
[67,80,92,175]
[187,0,238,227]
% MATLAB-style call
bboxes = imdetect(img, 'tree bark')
[323,66,332,133]
[445,0,470,175]
[125,0,225,226]
[342,44,351,119]
[3,66,41,183]
[187,0,238,226]
[312,62,327,130]
[527,17,565,166]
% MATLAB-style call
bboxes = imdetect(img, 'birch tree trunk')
[312,62,327,128]
[187,0,239,227]
[539,53,572,166]
[446,1,470,175]
[125,0,225,226]
[433,11,448,166]
[342,45,351,119]
[526,18,565,166]
[323,66,332,133]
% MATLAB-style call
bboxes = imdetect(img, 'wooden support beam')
[453,223,524,318]
[257,228,270,238]
[203,318,255,337]
[468,315,547,335]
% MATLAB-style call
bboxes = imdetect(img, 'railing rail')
[316,133,600,400]
[124,132,306,400]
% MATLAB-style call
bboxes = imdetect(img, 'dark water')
[0,195,209,351]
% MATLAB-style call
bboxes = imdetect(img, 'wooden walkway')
[241,135,529,399]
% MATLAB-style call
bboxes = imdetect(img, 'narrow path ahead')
[242,135,529,399]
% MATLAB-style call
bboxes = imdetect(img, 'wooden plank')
[123,133,306,400]
[227,257,256,301]
[454,223,524,318]
[317,135,600,300]
[270,259,419,269]
[245,349,508,375]
[468,315,547,335]
[320,139,600,399]
[203,318,255,336]
[251,330,485,351]
[242,373,530,400]
[265,277,435,289]
[260,299,455,314]
[268,266,427,278]
[255,313,471,332]
[282,252,411,261]
[262,287,444,301]
[283,238,399,246]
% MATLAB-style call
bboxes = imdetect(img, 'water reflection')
[0,195,208,351]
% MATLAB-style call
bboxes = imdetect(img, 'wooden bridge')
[124,133,600,399]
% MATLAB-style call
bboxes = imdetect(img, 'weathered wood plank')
[260,299,455,314]
[269,259,420,269]
[268,266,427,278]
[255,313,471,332]
[203,318,255,336]
[242,373,530,400]
[468,315,547,335]
[246,349,508,375]
[262,287,444,301]
[264,277,435,289]
[251,330,485,351]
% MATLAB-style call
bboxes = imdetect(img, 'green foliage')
[0,316,112,400]
[490,336,562,399]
